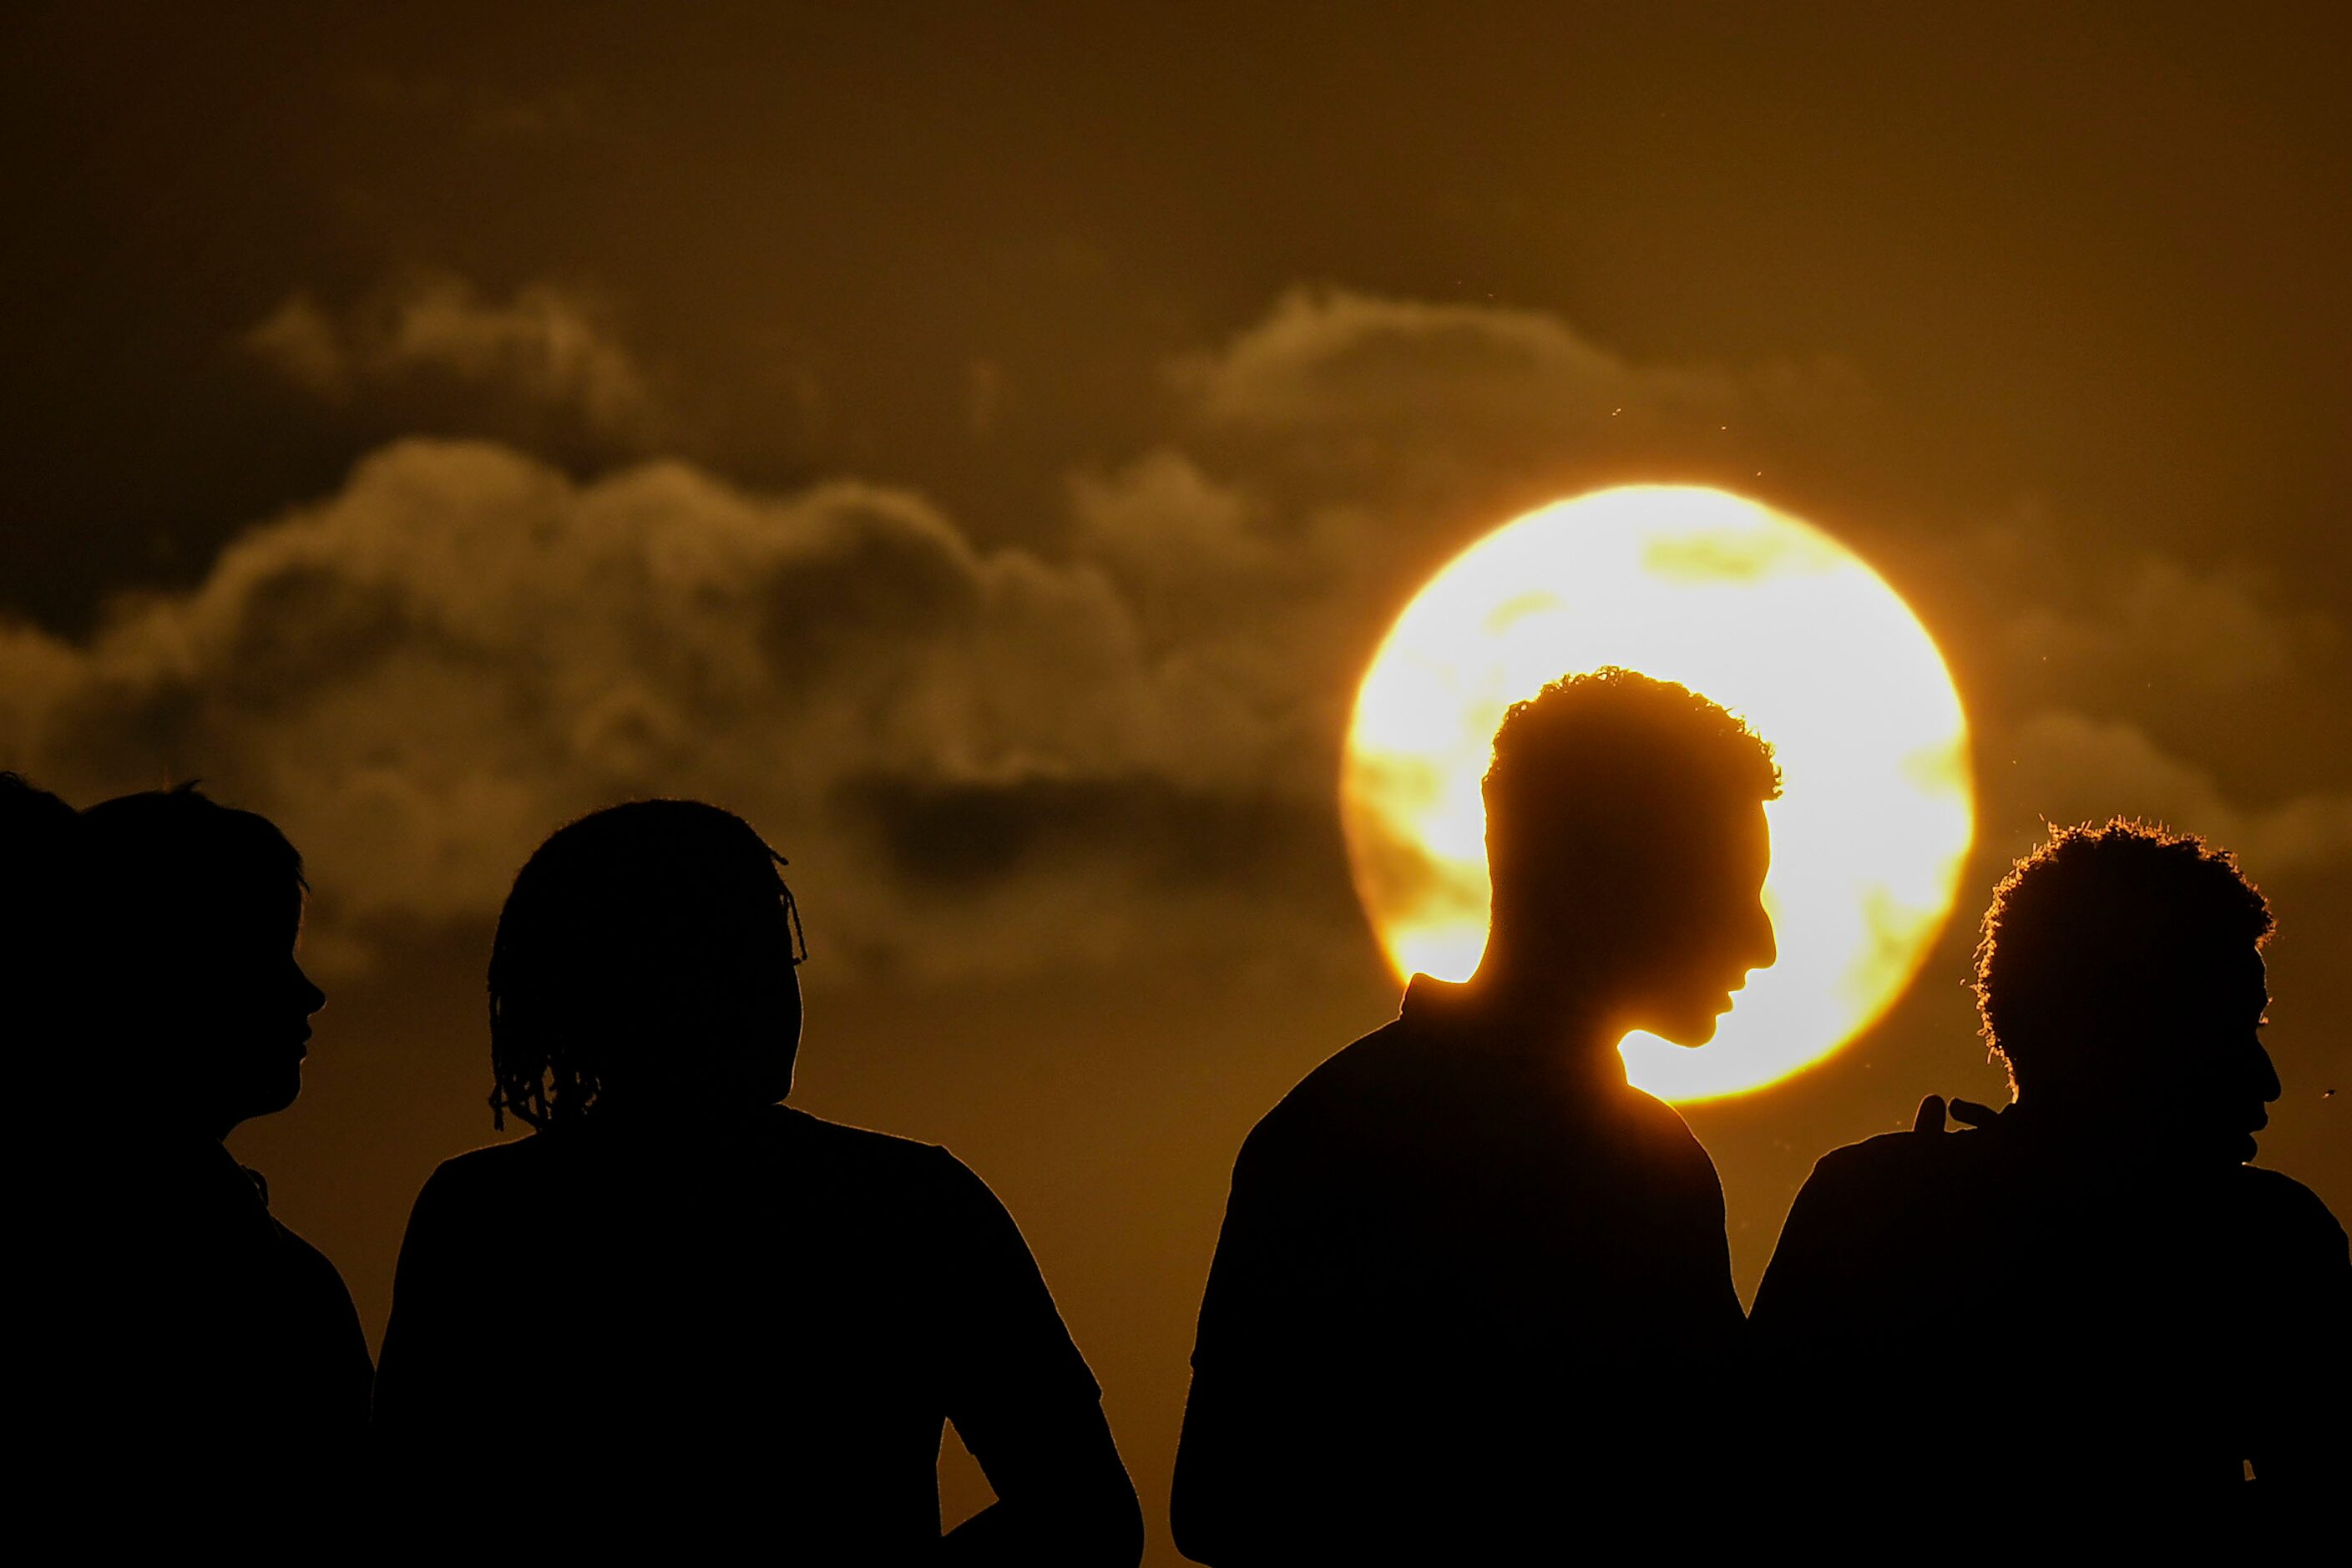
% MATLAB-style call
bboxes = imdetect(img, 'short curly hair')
[1484,666,1782,837]
[1974,820,2272,1089]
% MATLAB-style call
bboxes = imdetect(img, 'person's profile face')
[695,883,805,1108]
[149,882,326,1133]
[1621,801,1777,1049]
[2150,946,2278,1164]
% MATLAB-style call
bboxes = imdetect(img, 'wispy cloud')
[245,275,661,443]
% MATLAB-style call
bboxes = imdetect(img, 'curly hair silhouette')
[1475,666,1781,1051]
[1754,818,2346,1530]
[1975,819,2274,1102]
[1175,669,1778,1563]
[1484,664,1782,832]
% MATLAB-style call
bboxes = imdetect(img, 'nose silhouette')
[297,966,326,1018]
[1748,897,1778,974]
[2252,1039,2282,1105]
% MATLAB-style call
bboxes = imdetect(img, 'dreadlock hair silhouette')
[488,798,807,1129]
[1975,819,2274,1113]
[382,798,1143,1562]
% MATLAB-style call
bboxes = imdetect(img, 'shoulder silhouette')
[1752,820,2350,1534]
[1173,668,1781,1561]
[372,799,1142,1563]
[27,782,367,1530]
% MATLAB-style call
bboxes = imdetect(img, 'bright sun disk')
[1341,485,1975,1101]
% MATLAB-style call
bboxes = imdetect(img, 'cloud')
[2000,711,2352,877]
[1173,287,1725,434]
[2002,558,2339,698]
[51,285,2299,984]
[245,276,660,441]
[1162,287,1756,517]
[0,439,1338,978]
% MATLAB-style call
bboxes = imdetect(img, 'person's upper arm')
[1186,1120,1328,1378]
[1750,1146,1876,1343]
[2248,1188,2351,1490]
[928,1151,1109,1480]
[1667,1120,1742,1333]
[1171,1120,1333,1565]
[372,1161,491,1449]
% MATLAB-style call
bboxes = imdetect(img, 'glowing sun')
[1341,485,1974,1102]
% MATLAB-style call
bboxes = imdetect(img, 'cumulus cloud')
[0,439,1343,978]
[1973,543,2352,879]
[2000,711,2352,877]
[1063,288,1839,753]
[4,287,1894,978]
[1158,287,1763,528]
[246,276,660,441]
[34,284,2313,983]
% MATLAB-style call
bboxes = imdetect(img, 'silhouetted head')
[1975,820,2277,1163]
[488,799,806,1130]
[3,771,79,1051]
[80,785,324,1138]
[1478,667,1780,1047]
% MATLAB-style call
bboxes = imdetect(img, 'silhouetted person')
[34,785,368,1528]
[1172,669,1781,1563]
[2,771,77,1070]
[6,771,87,1500]
[372,800,1142,1563]
[1751,822,2349,1531]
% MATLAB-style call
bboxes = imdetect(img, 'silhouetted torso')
[35,1136,371,1521]
[374,1104,1107,1555]
[1174,976,1743,1562]
[1751,1109,2350,1526]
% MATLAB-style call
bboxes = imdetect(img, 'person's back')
[1191,999,1742,1532]
[1174,670,1782,1561]
[94,1128,369,1474]
[35,784,368,1530]
[1754,1108,2345,1514]
[1752,822,2349,1531]
[372,800,1141,1563]
[381,1106,1110,1547]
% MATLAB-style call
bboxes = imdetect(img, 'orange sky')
[5,4,2345,1555]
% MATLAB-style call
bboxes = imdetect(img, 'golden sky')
[4,4,2346,1552]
